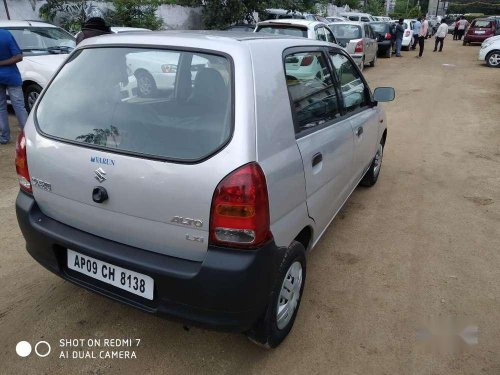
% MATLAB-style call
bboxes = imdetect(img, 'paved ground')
[1,40,499,374]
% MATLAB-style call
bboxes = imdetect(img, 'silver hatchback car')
[15,32,394,348]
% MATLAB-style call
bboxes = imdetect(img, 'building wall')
[0,1,204,30]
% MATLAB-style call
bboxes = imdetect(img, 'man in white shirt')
[457,17,469,40]
[433,20,449,52]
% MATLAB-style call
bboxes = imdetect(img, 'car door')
[367,25,378,58]
[363,24,375,61]
[329,51,380,183]
[284,48,354,233]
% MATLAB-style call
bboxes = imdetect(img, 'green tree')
[335,0,360,10]
[106,0,164,30]
[363,0,385,16]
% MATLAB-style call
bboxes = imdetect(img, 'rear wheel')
[385,47,392,58]
[486,51,500,67]
[360,141,384,187]
[370,54,377,67]
[462,40,467,46]
[135,71,157,98]
[24,83,42,112]
[246,241,306,348]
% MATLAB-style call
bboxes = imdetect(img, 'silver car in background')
[15,32,394,348]
[329,21,379,70]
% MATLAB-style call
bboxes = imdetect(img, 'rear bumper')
[16,192,281,332]
[377,41,392,51]
[465,34,493,43]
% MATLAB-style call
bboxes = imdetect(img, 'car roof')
[257,19,323,28]
[329,21,365,27]
[79,30,336,47]
[0,20,58,28]
[110,26,151,32]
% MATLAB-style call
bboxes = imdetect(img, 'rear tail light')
[209,163,272,249]
[15,131,32,194]
[161,64,177,73]
[385,33,392,39]
[300,55,314,66]
[405,30,410,37]
[354,40,363,53]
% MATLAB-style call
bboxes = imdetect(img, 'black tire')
[135,70,157,98]
[370,54,377,67]
[385,47,392,58]
[246,241,307,348]
[24,83,42,112]
[360,140,384,187]
[462,40,467,46]
[486,51,500,68]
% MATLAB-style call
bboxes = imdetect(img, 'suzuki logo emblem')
[94,167,107,183]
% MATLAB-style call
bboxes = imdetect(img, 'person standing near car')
[457,17,469,40]
[76,17,112,45]
[416,15,429,58]
[411,17,422,50]
[0,29,28,145]
[453,18,460,40]
[395,19,405,57]
[433,19,449,52]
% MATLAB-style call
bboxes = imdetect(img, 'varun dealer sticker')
[67,250,154,300]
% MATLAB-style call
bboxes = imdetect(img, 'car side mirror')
[373,87,395,102]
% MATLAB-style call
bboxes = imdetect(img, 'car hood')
[23,54,68,70]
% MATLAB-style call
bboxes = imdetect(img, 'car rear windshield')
[329,24,362,39]
[36,47,233,162]
[472,20,492,28]
[256,25,308,37]
[370,23,388,33]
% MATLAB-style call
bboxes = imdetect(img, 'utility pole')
[2,0,10,20]
[435,0,440,16]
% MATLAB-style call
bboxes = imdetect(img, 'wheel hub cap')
[276,261,303,330]
[489,54,500,66]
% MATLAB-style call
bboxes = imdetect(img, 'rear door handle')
[356,126,364,137]
[312,153,323,167]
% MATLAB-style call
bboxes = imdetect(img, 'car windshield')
[36,47,233,162]
[4,27,75,55]
[473,21,492,28]
[256,25,308,37]
[370,23,388,33]
[329,24,362,39]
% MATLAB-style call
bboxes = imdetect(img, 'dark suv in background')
[369,21,394,58]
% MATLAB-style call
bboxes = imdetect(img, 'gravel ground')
[1,40,499,374]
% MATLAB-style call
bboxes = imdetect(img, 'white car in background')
[255,19,337,44]
[0,20,75,110]
[479,36,500,67]
[390,19,415,50]
[402,19,416,50]
[255,19,338,82]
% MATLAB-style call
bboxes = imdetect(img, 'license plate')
[476,31,485,34]
[67,250,154,300]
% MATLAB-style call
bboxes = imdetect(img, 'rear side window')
[284,51,341,133]
[256,25,307,38]
[370,23,388,33]
[36,48,232,162]
[349,16,359,21]
[330,24,362,39]
[329,53,369,113]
